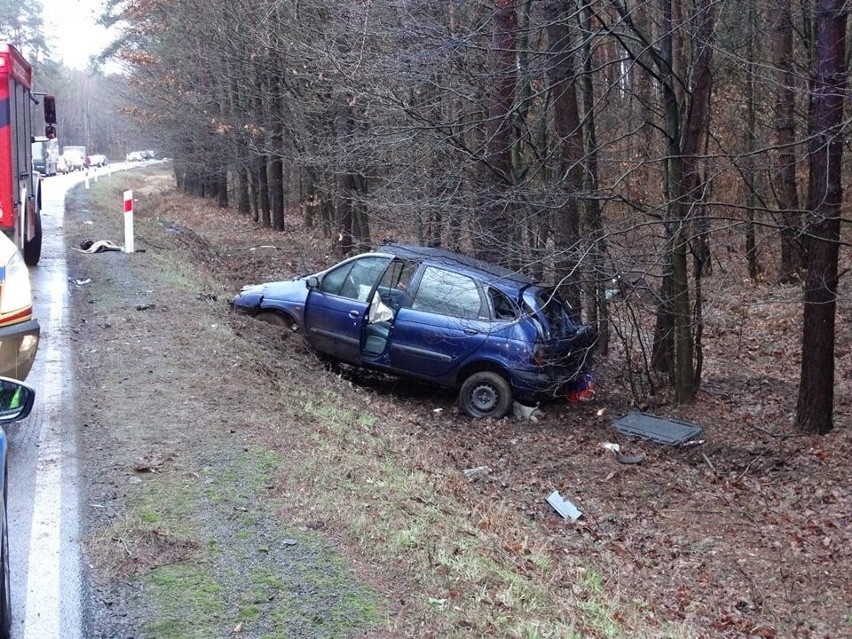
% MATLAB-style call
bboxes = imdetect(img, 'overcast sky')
[41,0,115,70]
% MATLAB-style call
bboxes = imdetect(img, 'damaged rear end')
[512,286,597,401]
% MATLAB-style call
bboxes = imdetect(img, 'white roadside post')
[123,190,135,253]
[84,168,89,190]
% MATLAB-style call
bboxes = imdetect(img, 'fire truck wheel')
[23,213,42,266]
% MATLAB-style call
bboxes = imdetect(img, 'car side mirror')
[0,378,35,423]
[305,275,319,289]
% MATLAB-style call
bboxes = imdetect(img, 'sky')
[41,0,115,70]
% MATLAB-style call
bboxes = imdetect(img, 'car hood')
[236,278,309,307]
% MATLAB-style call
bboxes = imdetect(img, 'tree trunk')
[475,0,517,268]
[795,0,847,434]
[235,166,251,216]
[744,1,761,281]
[547,0,583,321]
[580,0,608,354]
[256,155,270,227]
[771,1,805,282]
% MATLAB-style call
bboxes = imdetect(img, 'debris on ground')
[546,490,582,522]
[76,239,124,253]
[463,465,491,481]
[612,411,704,446]
[599,441,647,464]
[512,401,544,422]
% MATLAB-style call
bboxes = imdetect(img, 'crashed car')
[232,244,596,418]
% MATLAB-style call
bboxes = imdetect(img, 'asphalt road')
[5,167,113,638]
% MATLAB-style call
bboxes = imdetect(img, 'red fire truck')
[0,43,56,266]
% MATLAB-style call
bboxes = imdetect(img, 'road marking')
[23,268,66,639]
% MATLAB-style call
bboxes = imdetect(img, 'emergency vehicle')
[0,43,56,266]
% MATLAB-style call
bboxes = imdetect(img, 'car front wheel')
[255,311,300,334]
[459,372,512,419]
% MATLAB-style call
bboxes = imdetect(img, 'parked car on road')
[87,154,108,167]
[0,233,39,381]
[126,151,143,162]
[62,146,87,171]
[0,376,35,638]
[232,244,596,418]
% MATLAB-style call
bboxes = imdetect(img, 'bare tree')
[795,0,847,434]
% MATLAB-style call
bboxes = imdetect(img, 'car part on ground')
[233,244,596,419]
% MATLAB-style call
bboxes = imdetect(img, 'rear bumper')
[0,318,40,381]
[510,351,595,402]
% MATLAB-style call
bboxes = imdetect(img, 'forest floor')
[68,165,850,639]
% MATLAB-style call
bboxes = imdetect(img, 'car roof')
[376,243,538,289]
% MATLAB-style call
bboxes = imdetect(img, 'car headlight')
[1,250,33,315]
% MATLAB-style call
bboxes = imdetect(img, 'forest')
[3,0,850,432]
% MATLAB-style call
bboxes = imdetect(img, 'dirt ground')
[64,167,850,639]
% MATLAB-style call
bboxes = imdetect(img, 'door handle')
[464,328,479,335]
[349,310,360,318]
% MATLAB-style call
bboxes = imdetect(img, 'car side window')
[319,263,353,296]
[336,256,391,301]
[411,266,485,319]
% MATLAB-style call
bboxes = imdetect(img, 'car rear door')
[387,265,490,380]
[303,255,392,363]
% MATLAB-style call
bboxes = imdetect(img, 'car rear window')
[412,266,485,319]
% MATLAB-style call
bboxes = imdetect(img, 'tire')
[255,311,300,333]
[24,211,42,267]
[459,371,512,419]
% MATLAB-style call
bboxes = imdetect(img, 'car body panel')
[304,291,370,364]
[0,234,38,381]
[0,319,39,381]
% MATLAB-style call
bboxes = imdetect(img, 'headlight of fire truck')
[0,249,33,315]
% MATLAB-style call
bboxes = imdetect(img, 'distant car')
[63,150,86,171]
[0,233,39,381]
[87,154,108,167]
[141,149,155,159]
[126,151,143,162]
[0,376,36,637]
[56,155,70,174]
[232,244,597,418]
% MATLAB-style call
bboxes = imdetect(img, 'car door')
[387,265,491,381]
[303,255,392,364]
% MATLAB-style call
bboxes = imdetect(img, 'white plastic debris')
[463,465,491,481]
[512,401,545,422]
[546,490,582,522]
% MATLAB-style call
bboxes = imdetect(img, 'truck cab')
[0,43,55,266]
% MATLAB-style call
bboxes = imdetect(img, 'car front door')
[303,255,392,364]
[388,266,491,381]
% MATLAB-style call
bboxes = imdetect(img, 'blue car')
[232,244,596,418]
[0,377,35,638]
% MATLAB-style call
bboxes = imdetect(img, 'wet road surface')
[7,170,95,638]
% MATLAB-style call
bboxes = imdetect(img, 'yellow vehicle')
[0,232,38,380]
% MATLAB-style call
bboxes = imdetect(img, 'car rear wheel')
[255,311,300,333]
[459,372,512,419]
